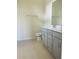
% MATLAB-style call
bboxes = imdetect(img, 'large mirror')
[52,0,62,25]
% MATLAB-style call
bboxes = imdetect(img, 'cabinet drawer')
[53,31,62,39]
[47,29,53,35]
[47,34,53,40]
[41,28,48,32]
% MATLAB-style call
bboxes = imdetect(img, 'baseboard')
[17,38,36,41]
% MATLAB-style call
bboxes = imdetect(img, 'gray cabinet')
[53,31,62,59]
[47,30,53,53]
[52,37,61,59]
[41,28,62,59]
[53,31,62,39]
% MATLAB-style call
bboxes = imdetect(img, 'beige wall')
[17,0,61,40]
[17,0,45,40]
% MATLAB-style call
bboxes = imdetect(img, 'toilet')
[35,33,41,40]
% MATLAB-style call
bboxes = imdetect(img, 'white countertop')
[41,25,62,33]
[47,28,62,33]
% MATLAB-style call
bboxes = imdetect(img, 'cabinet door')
[52,37,61,59]
[44,31,48,47]
[48,38,53,53]
[58,39,62,59]
[41,29,48,47]
[41,31,45,43]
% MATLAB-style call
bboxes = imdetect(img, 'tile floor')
[17,40,54,59]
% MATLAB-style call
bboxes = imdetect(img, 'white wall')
[17,0,44,40]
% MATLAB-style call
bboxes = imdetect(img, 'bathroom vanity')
[41,27,62,59]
